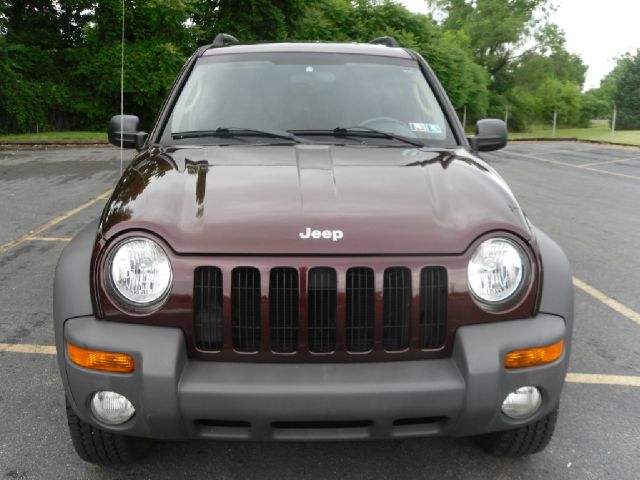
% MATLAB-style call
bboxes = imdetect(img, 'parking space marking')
[579,155,640,167]
[0,343,56,354]
[573,277,640,326]
[512,149,574,157]
[566,373,640,387]
[578,165,640,180]
[506,150,640,181]
[25,236,73,242]
[3,343,640,388]
[0,189,112,254]
[506,150,576,168]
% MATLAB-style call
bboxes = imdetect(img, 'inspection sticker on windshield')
[410,122,442,134]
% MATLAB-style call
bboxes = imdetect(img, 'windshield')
[167,52,456,147]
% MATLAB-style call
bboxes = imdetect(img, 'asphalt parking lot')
[1,141,639,479]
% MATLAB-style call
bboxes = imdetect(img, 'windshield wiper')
[332,126,425,147]
[172,127,309,144]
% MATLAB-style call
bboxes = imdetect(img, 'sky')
[398,0,640,90]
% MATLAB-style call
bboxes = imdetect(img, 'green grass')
[0,131,107,143]
[2,125,640,146]
[509,125,640,146]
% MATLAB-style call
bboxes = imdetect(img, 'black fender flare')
[53,220,98,401]
[534,227,574,329]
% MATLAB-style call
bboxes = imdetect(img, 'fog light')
[90,391,135,425]
[501,386,542,419]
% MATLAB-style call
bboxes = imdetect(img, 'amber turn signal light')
[67,342,135,373]
[504,340,564,369]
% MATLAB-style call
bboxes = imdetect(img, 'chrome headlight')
[108,237,172,310]
[467,238,527,306]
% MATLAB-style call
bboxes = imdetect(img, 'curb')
[2,138,639,150]
[0,142,110,151]
[509,137,640,149]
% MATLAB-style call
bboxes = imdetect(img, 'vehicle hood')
[99,145,531,255]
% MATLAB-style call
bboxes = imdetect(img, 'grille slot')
[272,420,372,429]
[231,267,261,352]
[269,268,299,353]
[419,267,448,349]
[383,267,412,350]
[345,267,375,352]
[194,267,224,351]
[307,268,337,353]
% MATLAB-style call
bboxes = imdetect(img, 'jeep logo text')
[299,228,344,241]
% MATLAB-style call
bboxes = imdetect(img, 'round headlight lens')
[467,238,527,305]
[109,237,172,308]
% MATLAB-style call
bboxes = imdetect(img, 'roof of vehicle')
[201,42,414,59]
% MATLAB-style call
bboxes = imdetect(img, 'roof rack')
[368,36,401,48]
[212,33,239,47]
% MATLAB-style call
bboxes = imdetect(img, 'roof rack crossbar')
[368,36,401,48]
[212,33,239,47]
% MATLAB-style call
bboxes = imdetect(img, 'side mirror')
[108,115,148,150]
[467,119,507,152]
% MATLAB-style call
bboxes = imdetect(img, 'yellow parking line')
[0,343,56,354]
[0,189,112,254]
[25,236,73,242]
[566,373,640,387]
[573,277,640,326]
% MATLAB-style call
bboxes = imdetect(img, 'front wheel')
[474,405,559,456]
[66,398,151,464]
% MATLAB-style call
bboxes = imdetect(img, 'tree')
[501,38,588,129]
[190,0,305,45]
[427,0,552,76]
[580,89,611,122]
[69,0,195,130]
[0,1,95,132]
[610,50,640,130]
[0,0,588,133]
[2,0,93,49]
[425,0,593,130]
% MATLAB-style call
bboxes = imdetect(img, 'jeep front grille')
[193,264,448,361]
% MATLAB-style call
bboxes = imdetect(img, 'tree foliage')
[610,50,640,130]
[428,0,551,76]
[428,0,592,130]
[586,50,640,129]
[191,0,305,44]
[0,0,601,134]
[580,89,611,122]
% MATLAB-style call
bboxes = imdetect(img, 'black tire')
[475,405,559,457]
[66,398,151,464]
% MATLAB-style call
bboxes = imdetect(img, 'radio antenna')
[119,0,125,175]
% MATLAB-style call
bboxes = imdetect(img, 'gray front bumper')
[63,313,568,441]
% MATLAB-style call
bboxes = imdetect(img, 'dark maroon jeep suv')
[54,35,573,464]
